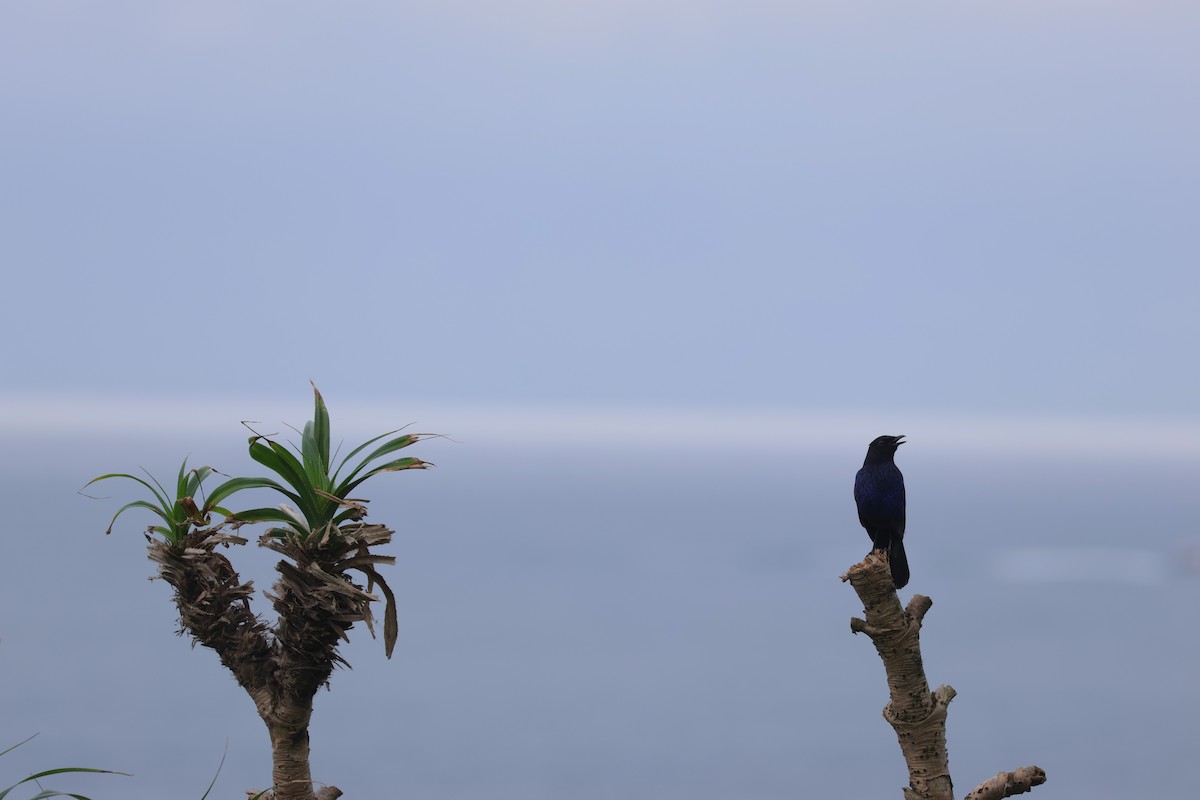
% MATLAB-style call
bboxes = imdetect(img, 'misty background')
[2,2,1198,798]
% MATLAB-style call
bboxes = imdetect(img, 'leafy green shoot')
[84,460,280,546]
[0,734,128,800]
[233,383,432,540]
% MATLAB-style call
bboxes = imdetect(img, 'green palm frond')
[238,383,432,540]
[85,460,273,546]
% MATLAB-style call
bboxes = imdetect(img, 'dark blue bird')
[854,435,909,589]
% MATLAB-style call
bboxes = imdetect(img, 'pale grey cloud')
[3,391,1198,460]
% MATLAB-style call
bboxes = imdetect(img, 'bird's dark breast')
[854,466,906,539]
[853,440,909,588]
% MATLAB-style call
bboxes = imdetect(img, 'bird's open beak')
[895,435,906,446]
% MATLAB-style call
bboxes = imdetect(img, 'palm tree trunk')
[262,699,339,800]
[152,534,340,799]
[151,526,393,799]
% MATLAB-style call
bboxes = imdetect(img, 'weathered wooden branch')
[843,551,1046,800]
[964,767,1047,800]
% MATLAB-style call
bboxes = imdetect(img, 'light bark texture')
[964,767,1047,800]
[844,551,1046,800]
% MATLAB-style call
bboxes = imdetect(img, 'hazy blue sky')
[3,1,1198,425]
[3,7,1200,798]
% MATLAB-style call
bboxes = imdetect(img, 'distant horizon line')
[1,390,1197,458]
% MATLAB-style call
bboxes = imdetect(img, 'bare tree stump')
[843,551,1046,800]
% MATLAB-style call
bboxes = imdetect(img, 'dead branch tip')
[965,766,1047,800]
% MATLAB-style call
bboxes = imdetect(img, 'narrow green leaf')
[167,497,190,528]
[331,428,403,482]
[85,473,172,518]
[300,420,327,489]
[19,767,124,779]
[186,465,215,499]
[336,434,421,492]
[339,457,429,496]
[203,476,294,512]
[103,500,171,536]
[197,741,228,800]
[269,436,329,498]
[0,734,38,758]
[274,431,335,525]
[0,765,126,800]
[223,507,300,524]
[141,468,173,510]
[248,438,320,522]
[2,790,88,800]
[175,459,190,501]
[224,507,307,536]
[331,507,365,525]
[311,381,331,472]
[251,438,307,491]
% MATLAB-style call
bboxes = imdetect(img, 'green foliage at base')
[0,735,126,800]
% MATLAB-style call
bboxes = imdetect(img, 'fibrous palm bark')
[150,523,398,800]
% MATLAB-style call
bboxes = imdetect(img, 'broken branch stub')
[843,550,1046,800]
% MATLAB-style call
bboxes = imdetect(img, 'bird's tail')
[889,539,910,590]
